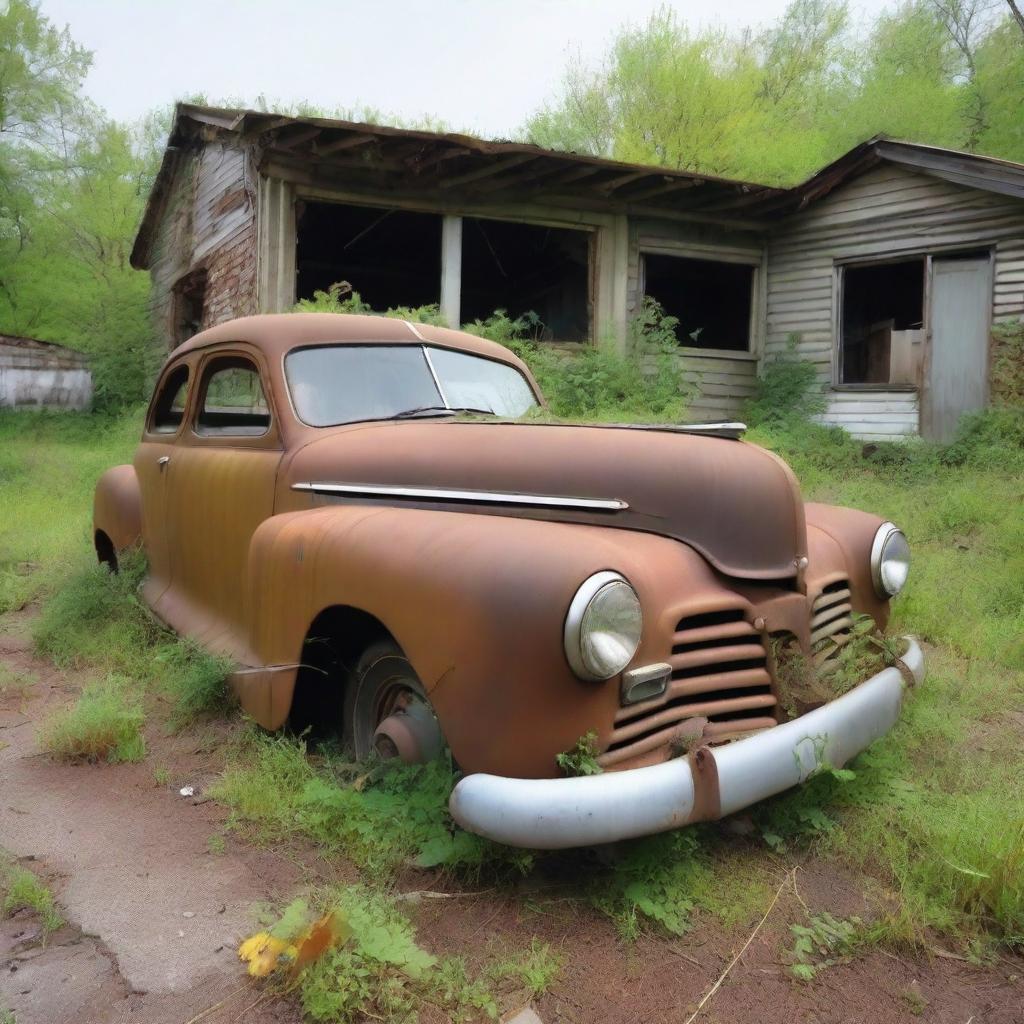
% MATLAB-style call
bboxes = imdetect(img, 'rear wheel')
[344,640,444,764]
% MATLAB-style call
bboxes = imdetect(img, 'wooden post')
[441,215,463,328]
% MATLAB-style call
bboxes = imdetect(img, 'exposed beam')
[273,126,323,150]
[314,133,376,156]
[472,159,573,193]
[437,153,537,189]
[534,163,606,189]
[596,170,653,193]
[406,145,473,174]
[622,177,704,203]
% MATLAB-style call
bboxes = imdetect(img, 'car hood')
[283,420,808,581]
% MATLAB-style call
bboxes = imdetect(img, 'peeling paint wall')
[0,338,92,410]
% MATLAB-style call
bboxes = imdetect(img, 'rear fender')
[93,465,142,559]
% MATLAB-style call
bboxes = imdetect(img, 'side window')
[150,364,190,434]
[196,356,270,437]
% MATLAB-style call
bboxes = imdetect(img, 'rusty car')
[93,313,921,848]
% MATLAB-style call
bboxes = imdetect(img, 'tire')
[343,640,441,762]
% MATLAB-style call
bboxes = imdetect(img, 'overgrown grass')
[23,521,232,737]
[1,856,63,933]
[213,731,532,881]
[0,410,141,614]
[38,674,146,762]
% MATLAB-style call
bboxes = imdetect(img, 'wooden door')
[924,255,991,441]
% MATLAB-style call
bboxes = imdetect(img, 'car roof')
[171,313,526,367]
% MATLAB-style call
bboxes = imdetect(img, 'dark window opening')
[150,364,190,434]
[841,259,925,385]
[460,218,591,342]
[196,357,270,436]
[643,254,753,351]
[173,270,207,347]
[295,201,441,310]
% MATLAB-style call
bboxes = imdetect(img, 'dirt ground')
[1,607,1021,1024]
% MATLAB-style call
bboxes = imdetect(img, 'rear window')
[196,357,270,436]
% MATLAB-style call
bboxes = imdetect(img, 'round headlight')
[564,571,643,681]
[871,522,911,597]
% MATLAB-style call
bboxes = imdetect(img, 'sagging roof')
[132,104,1024,269]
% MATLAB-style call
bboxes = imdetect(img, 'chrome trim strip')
[612,421,747,438]
[420,345,451,408]
[292,481,629,512]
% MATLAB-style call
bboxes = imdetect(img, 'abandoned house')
[0,334,92,411]
[132,104,1024,441]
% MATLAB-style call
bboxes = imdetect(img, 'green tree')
[0,0,91,306]
[523,0,1024,185]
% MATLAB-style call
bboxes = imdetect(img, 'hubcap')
[369,681,442,764]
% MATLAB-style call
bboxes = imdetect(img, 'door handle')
[157,456,170,471]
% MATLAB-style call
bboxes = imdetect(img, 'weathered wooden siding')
[147,142,259,350]
[816,390,919,441]
[766,163,1024,374]
[627,218,764,419]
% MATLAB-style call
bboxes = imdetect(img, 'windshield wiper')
[390,405,496,419]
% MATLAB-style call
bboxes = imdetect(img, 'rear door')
[924,254,991,441]
[160,347,283,653]
[135,360,192,609]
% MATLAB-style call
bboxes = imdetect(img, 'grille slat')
[600,606,776,767]
[811,579,854,651]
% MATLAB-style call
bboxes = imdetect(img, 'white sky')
[42,0,897,137]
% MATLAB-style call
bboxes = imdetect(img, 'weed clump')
[244,890,501,1022]
[213,731,533,881]
[1,858,63,933]
[155,640,233,730]
[39,675,145,763]
[32,550,154,672]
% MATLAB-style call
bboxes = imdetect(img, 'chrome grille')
[811,579,854,656]
[598,608,777,768]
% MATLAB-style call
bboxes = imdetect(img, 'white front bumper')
[449,638,925,849]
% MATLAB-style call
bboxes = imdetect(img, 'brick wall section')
[202,231,258,330]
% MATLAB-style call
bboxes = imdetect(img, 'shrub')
[38,674,146,763]
[991,318,1024,407]
[294,282,447,326]
[745,334,825,426]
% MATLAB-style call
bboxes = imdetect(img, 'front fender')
[93,465,142,556]
[244,505,714,777]
[805,502,889,625]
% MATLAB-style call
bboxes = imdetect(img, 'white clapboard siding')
[815,391,920,441]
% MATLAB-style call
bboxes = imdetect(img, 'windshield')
[285,344,540,427]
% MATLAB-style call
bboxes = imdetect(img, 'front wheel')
[344,640,444,764]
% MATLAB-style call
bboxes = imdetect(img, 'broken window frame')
[281,183,602,344]
[833,254,928,391]
[638,246,760,357]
